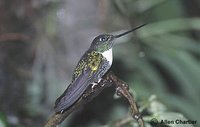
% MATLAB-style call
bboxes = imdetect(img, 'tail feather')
[54,70,92,113]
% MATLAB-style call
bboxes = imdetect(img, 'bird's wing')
[54,51,110,113]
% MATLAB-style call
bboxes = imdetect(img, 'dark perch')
[0,33,30,42]
[43,71,144,127]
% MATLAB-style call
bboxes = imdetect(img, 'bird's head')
[90,24,146,53]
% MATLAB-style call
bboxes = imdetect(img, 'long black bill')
[114,23,146,38]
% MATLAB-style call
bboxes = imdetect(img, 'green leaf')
[150,50,199,102]
[138,18,200,38]
[135,59,167,94]
[160,94,200,123]
[0,113,7,127]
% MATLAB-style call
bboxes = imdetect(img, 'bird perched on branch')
[54,24,146,113]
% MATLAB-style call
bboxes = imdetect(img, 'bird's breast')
[102,48,113,65]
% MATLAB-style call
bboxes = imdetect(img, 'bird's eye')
[99,37,107,42]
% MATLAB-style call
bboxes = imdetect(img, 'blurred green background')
[0,0,200,127]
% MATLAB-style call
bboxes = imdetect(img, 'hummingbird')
[54,24,146,113]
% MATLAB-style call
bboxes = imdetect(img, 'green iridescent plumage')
[54,48,110,112]
[54,24,146,113]
[72,51,103,82]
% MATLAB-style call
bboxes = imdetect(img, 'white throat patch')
[102,48,113,65]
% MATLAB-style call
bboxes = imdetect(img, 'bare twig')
[0,33,29,42]
[108,71,144,127]
[43,71,144,127]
